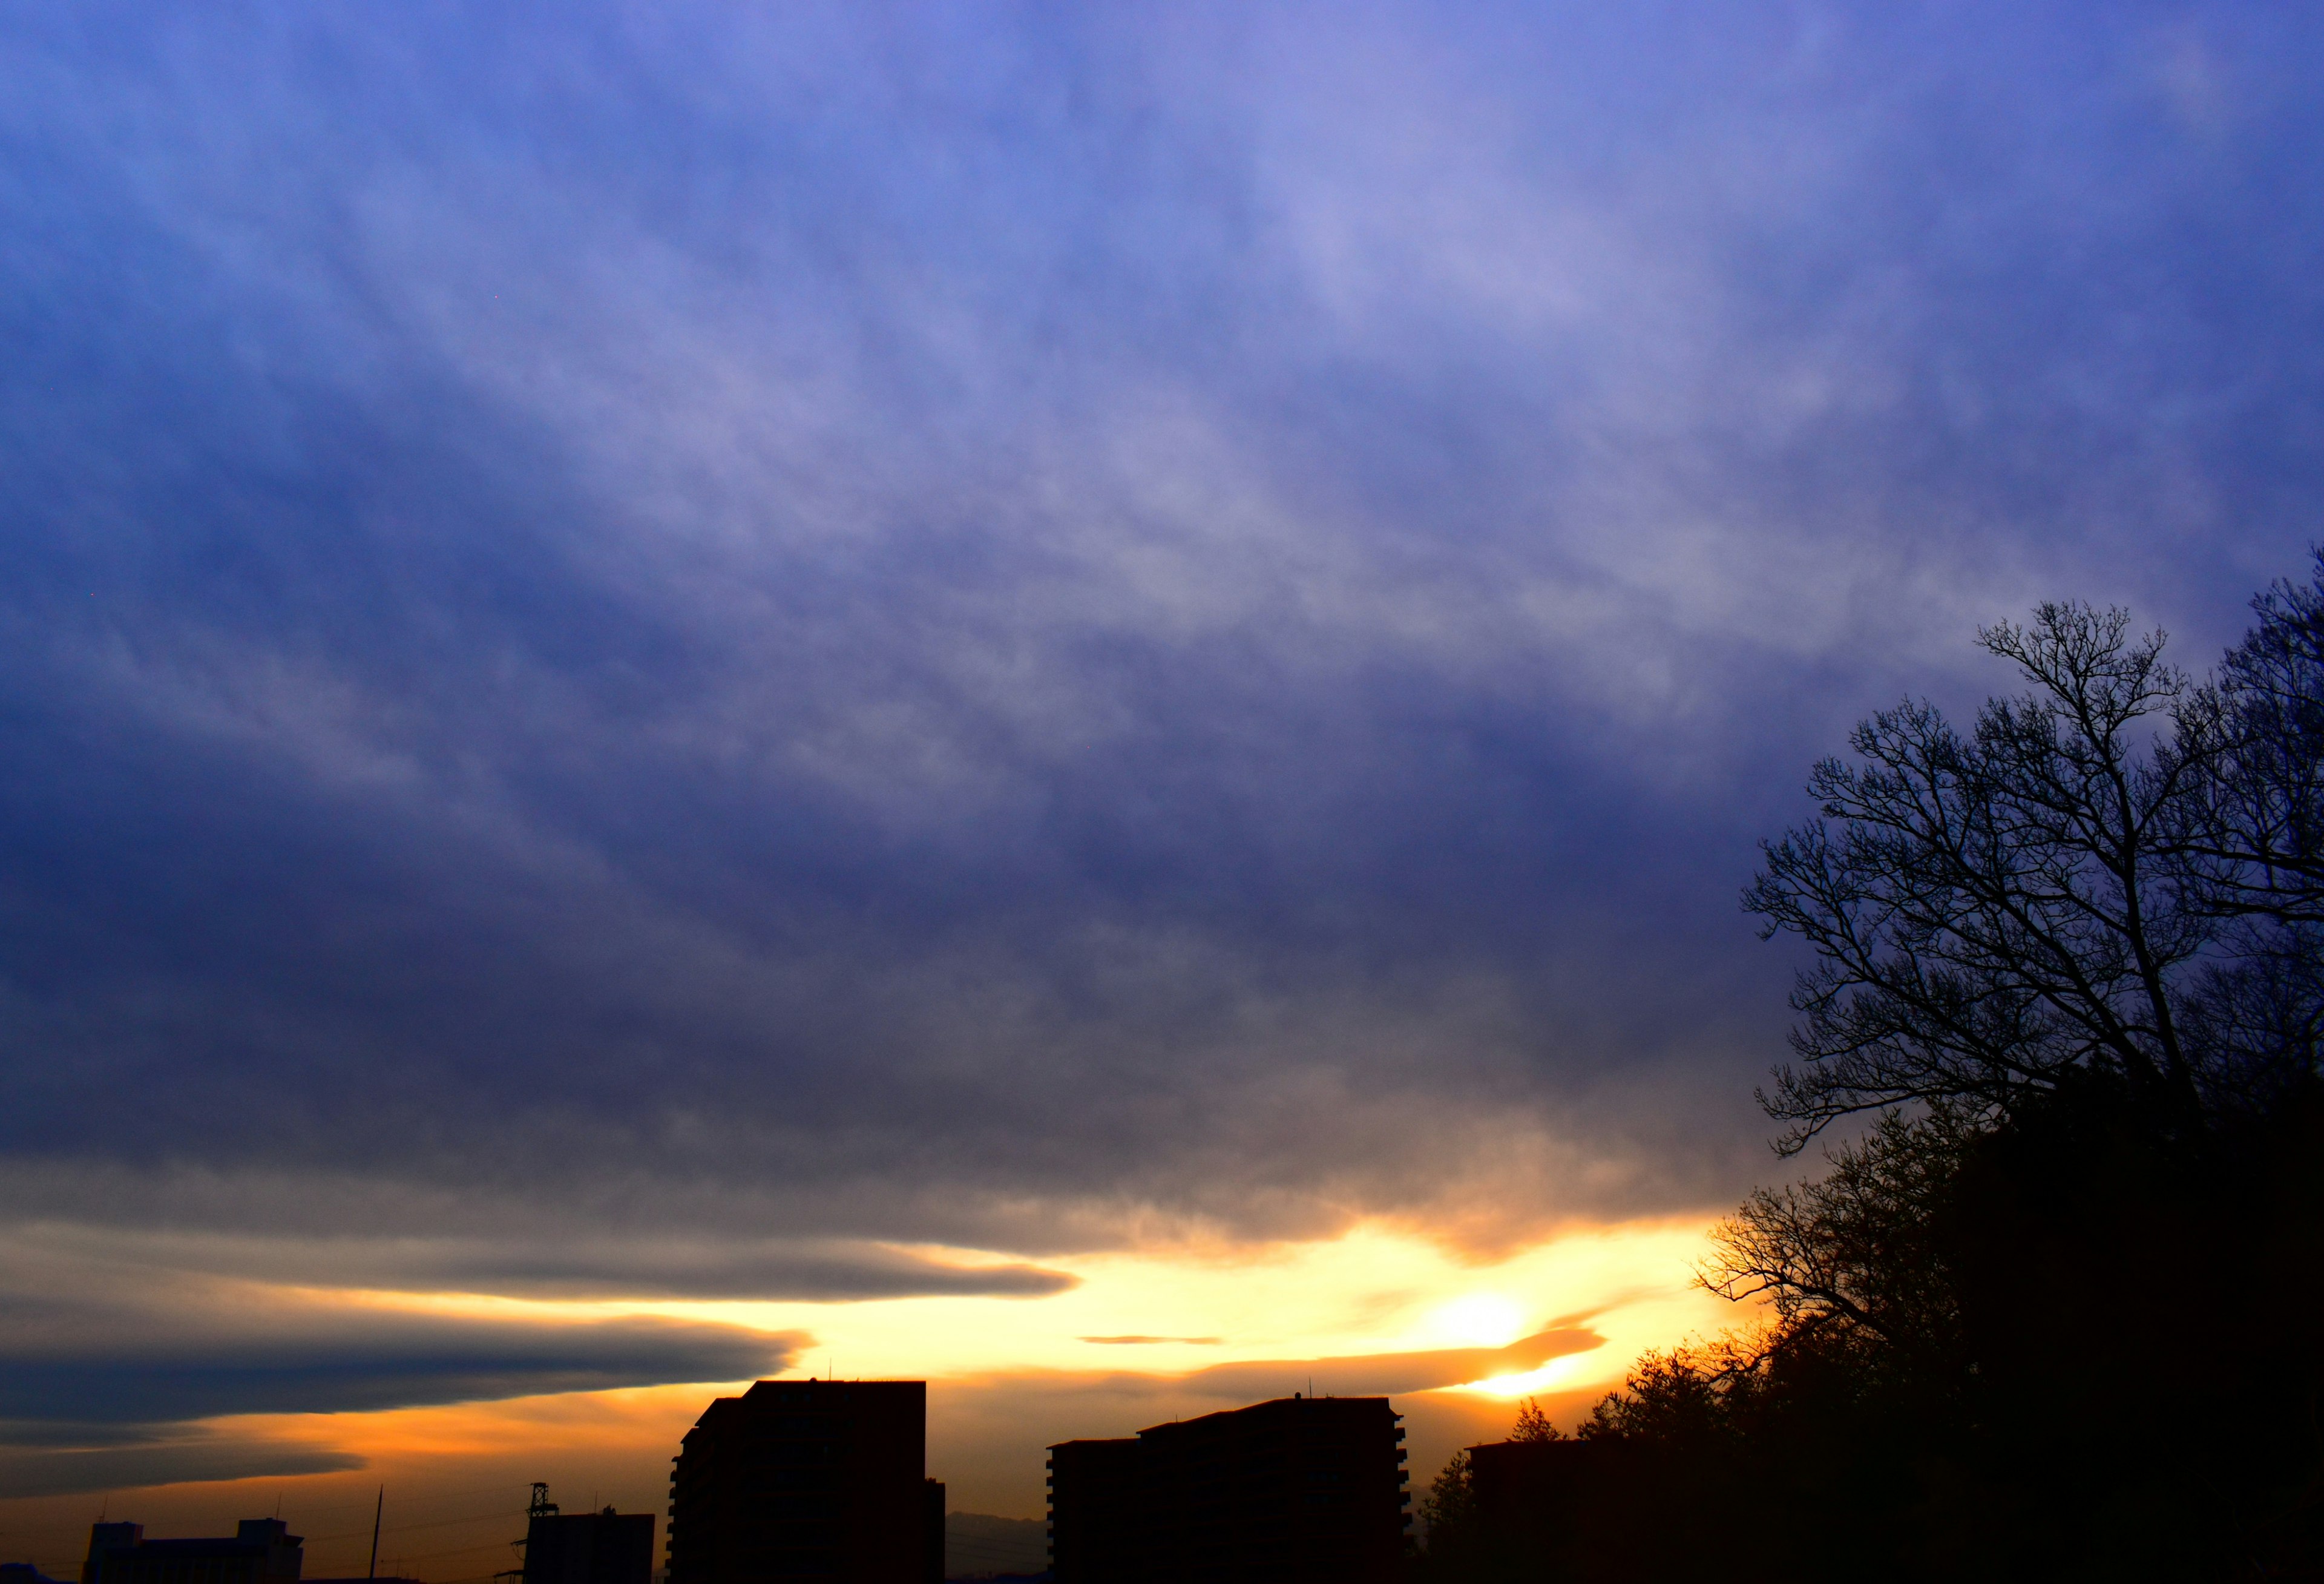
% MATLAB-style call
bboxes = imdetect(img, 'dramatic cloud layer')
[0,1250,799,1495]
[2,0,2322,1474]
[0,1439,364,1503]
[0,1221,1075,1303]
[0,1309,789,1427]
[0,1241,796,1408]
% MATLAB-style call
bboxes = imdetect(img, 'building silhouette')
[1045,1437,1146,1583]
[80,1522,303,1584]
[1451,1435,1663,1579]
[517,1486,654,1584]
[666,1379,945,1584]
[76,1518,427,1584]
[1047,1395,1410,1583]
[1465,1438,1604,1554]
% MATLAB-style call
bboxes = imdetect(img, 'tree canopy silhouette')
[1425,559,2324,1583]
[1744,603,2219,1147]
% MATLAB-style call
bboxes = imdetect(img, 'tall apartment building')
[665,1379,945,1584]
[1047,1395,1410,1583]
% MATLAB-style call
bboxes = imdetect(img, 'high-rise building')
[666,1379,945,1584]
[80,1521,304,1584]
[1046,1395,1410,1583]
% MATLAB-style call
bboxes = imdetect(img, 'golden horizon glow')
[305,1212,1738,1385]
[0,1211,1750,1576]
[1448,1351,1601,1399]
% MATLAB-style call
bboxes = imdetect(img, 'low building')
[81,1521,303,1584]
[519,1490,654,1584]
[1455,1435,1650,1576]
[1466,1438,1601,1549]
[1047,1395,1409,1583]
[666,1378,944,1583]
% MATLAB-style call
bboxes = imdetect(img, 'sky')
[3,0,2323,1571]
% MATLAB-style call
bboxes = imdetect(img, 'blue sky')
[1,0,2321,1521]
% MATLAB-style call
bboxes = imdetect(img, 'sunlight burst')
[1433,1292,1526,1347]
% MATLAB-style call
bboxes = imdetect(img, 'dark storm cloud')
[0,0,2321,1277]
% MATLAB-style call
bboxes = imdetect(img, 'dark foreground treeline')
[1422,561,2324,1582]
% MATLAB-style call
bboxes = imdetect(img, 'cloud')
[389,1243,1075,1301]
[0,1310,796,1428]
[1169,1327,1604,1402]
[0,1247,799,1442]
[0,1434,363,1500]
[1078,1336,1224,1346]
[0,1223,1074,1303]
[0,0,2320,1281]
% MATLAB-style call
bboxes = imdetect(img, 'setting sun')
[1430,1293,1527,1348]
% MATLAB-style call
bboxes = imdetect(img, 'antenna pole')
[367,1487,383,1580]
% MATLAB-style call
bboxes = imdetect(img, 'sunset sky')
[4,2,2323,1575]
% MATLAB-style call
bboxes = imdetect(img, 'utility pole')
[367,1488,383,1582]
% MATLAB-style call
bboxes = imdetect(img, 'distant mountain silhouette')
[944,1512,1046,1580]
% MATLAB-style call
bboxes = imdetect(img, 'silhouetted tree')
[1508,1399,1561,1442]
[1414,1448,1474,1552]
[2168,556,2324,1108]
[1541,565,2324,1583]
[1410,1404,1566,1580]
[1744,603,2218,1149]
[2178,553,2324,925]
[1702,1106,1966,1355]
